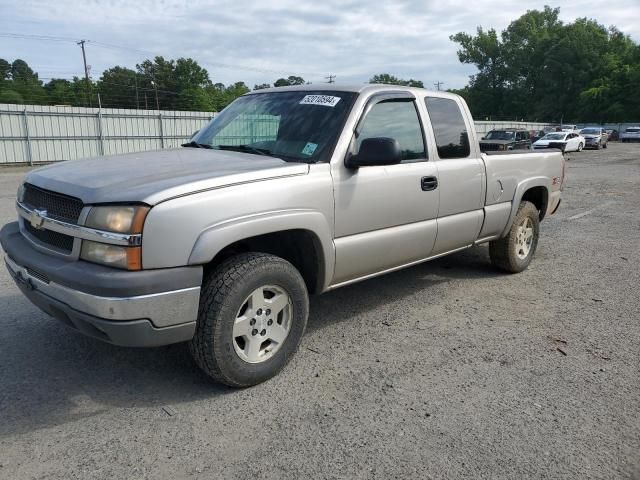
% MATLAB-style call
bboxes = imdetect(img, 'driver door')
[330,95,439,286]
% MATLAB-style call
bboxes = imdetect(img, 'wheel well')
[521,186,549,220]
[204,229,324,294]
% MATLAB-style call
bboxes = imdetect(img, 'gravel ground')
[0,144,639,480]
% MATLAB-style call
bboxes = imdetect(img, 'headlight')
[85,205,149,233]
[499,144,505,150]
[82,205,148,270]
[81,241,142,270]
[17,183,25,203]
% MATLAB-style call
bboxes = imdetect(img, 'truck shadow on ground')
[0,246,501,436]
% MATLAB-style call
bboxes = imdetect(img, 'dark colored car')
[479,129,532,152]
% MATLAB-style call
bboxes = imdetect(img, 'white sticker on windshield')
[299,95,341,107]
[302,142,318,156]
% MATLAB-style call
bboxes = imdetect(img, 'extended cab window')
[356,99,426,162]
[425,97,471,159]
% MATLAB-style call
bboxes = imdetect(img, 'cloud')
[1,0,638,89]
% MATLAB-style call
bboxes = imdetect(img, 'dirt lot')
[0,144,639,479]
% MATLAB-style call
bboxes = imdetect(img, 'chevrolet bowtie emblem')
[30,209,47,230]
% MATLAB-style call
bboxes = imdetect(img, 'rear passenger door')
[423,96,484,254]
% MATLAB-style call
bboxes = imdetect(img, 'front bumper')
[1,222,202,347]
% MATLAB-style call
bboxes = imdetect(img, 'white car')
[533,131,585,152]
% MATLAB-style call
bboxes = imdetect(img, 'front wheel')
[577,142,583,152]
[489,201,540,273]
[189,253,309,387]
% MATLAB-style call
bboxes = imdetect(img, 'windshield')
[485,131,515,140]
[191,91,357,163]
[542,133,567,140]
[580,128,600,134]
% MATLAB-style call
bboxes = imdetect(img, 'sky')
[1,0,639,90]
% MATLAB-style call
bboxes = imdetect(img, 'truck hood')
[25,148,309,205]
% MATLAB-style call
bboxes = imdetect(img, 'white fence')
[1,103,630,165]
[0,104,213,165]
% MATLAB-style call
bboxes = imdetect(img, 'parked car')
[530,130,547,143]
[533,131,585,152]
[479,129,532,152]
[0,85,565,387]
[605,129,619,141]
[620,126,640,143]
[579,127,608,149]
[560,124,578,132]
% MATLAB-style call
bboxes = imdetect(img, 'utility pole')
[134,73,140,110]
[151,80,160,111]
[434,81,444,91]
[325,74,336,84]
[77,40,92,107]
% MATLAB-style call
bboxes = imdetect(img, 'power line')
[0,32,328,79]
[325,74,336,83]
[434,81,444,91]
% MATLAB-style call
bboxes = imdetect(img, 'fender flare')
[188,209,335,292]
[500,177,551,237]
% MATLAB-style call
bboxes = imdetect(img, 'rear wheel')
[189,252,309,387]
[489,201,540,273]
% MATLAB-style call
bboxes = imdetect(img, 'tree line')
[0,57,313,111]
[449,6,640,122]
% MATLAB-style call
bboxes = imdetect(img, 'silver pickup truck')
[1,85,565,386]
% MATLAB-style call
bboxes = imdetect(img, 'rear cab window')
[424,97,471,159]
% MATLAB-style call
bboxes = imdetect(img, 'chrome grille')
[23,184,83,223]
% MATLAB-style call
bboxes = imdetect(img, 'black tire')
[596,142,601,150]
[577,143,583,152]
[189,252,309,387]
[489,201,540,273]
[603,142,608,149]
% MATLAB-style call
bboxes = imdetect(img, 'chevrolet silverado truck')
[1,85,565,387]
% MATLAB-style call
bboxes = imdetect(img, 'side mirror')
[345,137,401,168]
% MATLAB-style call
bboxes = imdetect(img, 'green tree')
[8,59,47,105]
[97,66,140,108]
[253,83,271,90]
[369,74,424,87]
[451,7,640,122]
[274,76,305,87]
[42,77,88,106]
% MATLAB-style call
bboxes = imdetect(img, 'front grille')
[24,222,74,253]
[23,183,83,223]
[480,143,506,151]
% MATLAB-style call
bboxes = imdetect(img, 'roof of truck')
[245,83,459,99]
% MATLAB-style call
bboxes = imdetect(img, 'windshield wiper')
[216,144,275,157]
[182,141,213,149]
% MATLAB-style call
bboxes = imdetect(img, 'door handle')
[421,176,438,191]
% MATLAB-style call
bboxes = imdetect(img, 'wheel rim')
[515,217,534,260]
[232,285,292,364]
[578,143,583,151]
